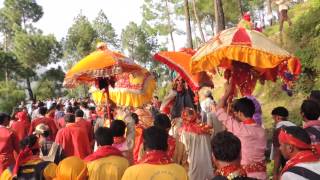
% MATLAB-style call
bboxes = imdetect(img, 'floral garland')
[216,164,247,180]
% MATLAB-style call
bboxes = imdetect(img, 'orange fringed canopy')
[64,43,142,88]
[153,48,214,90]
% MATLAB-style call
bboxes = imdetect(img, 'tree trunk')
[214,0,225,34]
[192,20,198,48]
[267,0,273,26]
[184,0,193,49]
[192,0,205,43]
[26,77,34,100]
[238,0,244,15]
[165,0,176,51]
[209,15,215,33]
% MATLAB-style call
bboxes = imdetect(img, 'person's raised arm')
[217,81,233,110]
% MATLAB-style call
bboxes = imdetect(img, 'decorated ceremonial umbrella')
[153,48,214,91]
[191,27,301,96]
[91,69,156,108]
[64,43,156,118]
[64,43,142,88]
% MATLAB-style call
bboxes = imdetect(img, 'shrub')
[0,81,26,114]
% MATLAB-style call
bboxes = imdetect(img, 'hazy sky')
[0,0,191,52]
[0,0,144,39]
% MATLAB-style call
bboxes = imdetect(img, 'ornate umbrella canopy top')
[190,27,301,96]
[154,48,214,91]
[191,27,300,75]
[64,43,143,88]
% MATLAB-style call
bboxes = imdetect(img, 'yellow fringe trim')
[191,46,298,73]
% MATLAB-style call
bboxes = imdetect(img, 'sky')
[0,0,190,57]
[0,0,144,39]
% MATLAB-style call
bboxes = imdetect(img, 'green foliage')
[194,0,214,21]
[0,50,17,80]
[286,2,320,92]
[42,66,65,82]
[155,82,172,100]
[13,29,62,68]
[142,0,177,37]
[0,81,26,113]
[34,67,65,100]
[222,0,241,24]
[0,9,12,36]
[65,85,89,99]
[93,10,119,49]
[35,80,56,100]
[1,0,43,28]
[65,14,96,58]
[121,22,159,65]
[254,81,304,128]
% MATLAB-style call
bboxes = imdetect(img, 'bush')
[0,81,26,114]
[287,2,320,93]
[34,80,57,100]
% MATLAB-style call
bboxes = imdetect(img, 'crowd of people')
[0,79,320,180]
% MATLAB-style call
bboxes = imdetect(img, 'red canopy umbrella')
[153,48,213,91]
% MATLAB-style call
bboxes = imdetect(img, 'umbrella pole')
[106,90,111,119]
[103,88,111,127]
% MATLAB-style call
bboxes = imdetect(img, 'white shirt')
[200,98,215,113]
[276,121,296,129]
[276,0,290,11]
[281,161,320,180]
[47,100,53,109]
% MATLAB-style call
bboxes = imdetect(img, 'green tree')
[0,81,26,113]
[93,10,119,49]
[142,0,178,50]
[0,50,18,82]
[35,67,65,100]
[121,22,159,67]
[287,0,320,92]
[1,0,43,29]
[13,29,62,99]
[64,13,96,64]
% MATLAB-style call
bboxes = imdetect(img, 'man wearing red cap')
[279,126,320,179]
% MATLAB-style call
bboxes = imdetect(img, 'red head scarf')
[278,129,311,149]
[243,11,251,21]
[16,111,28,122]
